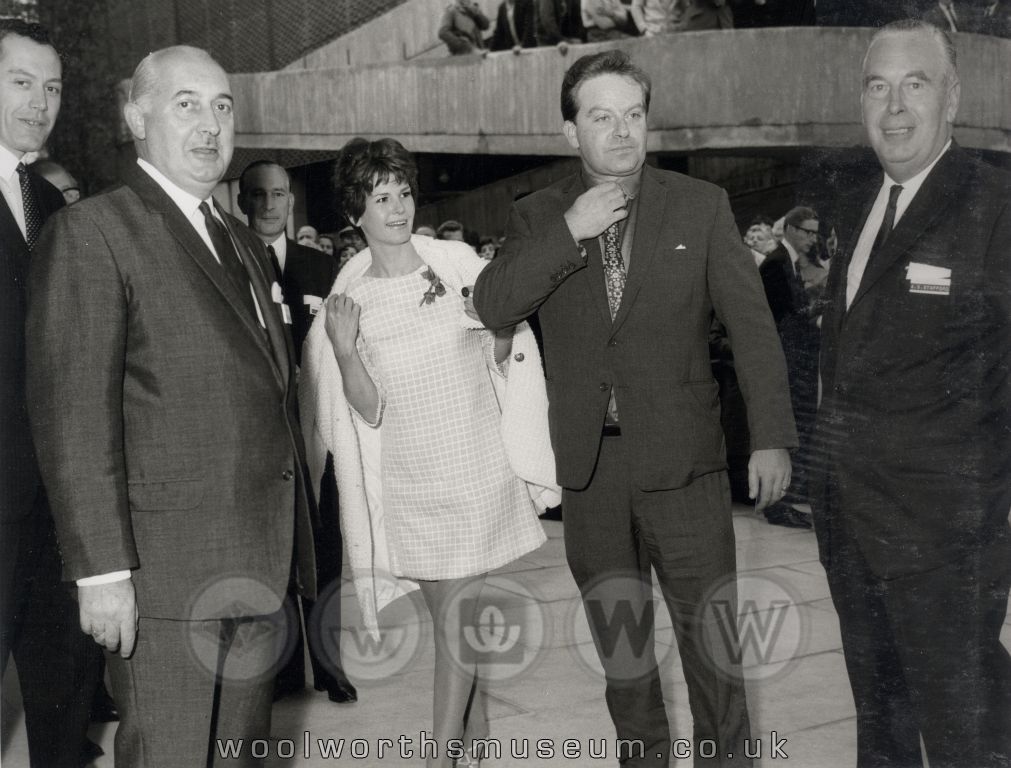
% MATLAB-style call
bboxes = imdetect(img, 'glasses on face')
[790,224,819,237]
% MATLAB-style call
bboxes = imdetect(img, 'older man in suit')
[0,19,103,767]
[237,159,356,705]
[811,20,1011,768]
[26,46,316,766]
[475,49,795,767]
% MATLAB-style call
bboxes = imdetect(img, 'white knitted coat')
[300,236,560,638]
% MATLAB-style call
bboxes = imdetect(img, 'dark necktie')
[266,244,283,282]
[602,222,625,320]
[871,184,904,258]
[17,163,41,252]
[198,201,256,318]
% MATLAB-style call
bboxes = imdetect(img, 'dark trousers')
[563,436,752,767]
[107,612,284,768]
[821,517,1011,768]
[1,502,101,768]
[276,456,346,691]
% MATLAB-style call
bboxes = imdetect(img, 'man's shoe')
[314,675,358,703]
[273,680,305,702]
[79,739,104,767]
[538,505,562,521]
[764,503,813,529]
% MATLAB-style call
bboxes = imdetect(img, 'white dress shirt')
[845,140,952,308]
[0,143,28,240]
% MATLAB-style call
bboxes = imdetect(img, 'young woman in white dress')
[319,138,550,768]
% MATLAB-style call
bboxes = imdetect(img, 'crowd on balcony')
[438,0,1008,55]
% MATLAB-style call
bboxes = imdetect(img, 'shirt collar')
[0,143,22,182]
[136,157,216,221]
[883,139,952,199]
[269,233,286,258]
[781,238,801,266]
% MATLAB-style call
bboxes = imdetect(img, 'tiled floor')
[3,506,1010,766]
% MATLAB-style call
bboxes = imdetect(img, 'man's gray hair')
[128,45,219,105]
[865,19,958,84]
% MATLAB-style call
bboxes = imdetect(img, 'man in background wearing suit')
[27,46,316,766]
[238,159,357,705]
[758,205,823,530]
[812,20,1011,767]
[0,19,103,767]
[475,50,796,767]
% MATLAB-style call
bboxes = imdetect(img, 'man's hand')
[79,579,138,658]
[748,448,792,511]
[564,183,629,243]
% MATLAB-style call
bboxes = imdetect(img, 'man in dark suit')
[237,159,356,705]
[490,0,536,50]
[26,46,316,766]
[0,20,103,767]
[758,206,823,529]
[811,20,1011,767]
[474,50,796,767]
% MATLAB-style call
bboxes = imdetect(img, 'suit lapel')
[610,166,665,336]
[849,147,966,311]
[30,170,62,222]
[123,165,278,374]
[221,210,292,389]
[1,193,27,287]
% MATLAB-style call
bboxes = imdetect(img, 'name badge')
[905,262,951,296]
[304,295,323,316]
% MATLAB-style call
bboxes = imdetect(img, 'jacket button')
[608,339,618,347]
[599,382,609,392]
[514,352,525,362]
[282,469,294,481]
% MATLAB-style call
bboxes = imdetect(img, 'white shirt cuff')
[76,570,131,586]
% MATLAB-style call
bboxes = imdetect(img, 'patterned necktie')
[17,163,41,252]
[198,201,256,317]
[602,222,625,319]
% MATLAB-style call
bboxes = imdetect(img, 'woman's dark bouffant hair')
[333,137,419,226]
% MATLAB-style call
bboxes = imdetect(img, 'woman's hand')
[324,293,361,362]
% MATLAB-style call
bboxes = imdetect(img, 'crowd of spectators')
[442,0,1007,55]
[443,0,819,54]
[295,214,501,275]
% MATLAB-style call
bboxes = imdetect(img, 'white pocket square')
[674,244,687,251]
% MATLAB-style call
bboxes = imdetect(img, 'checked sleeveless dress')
[346,265,544,580]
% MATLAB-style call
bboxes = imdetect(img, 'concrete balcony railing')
[223,27,1010,157]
